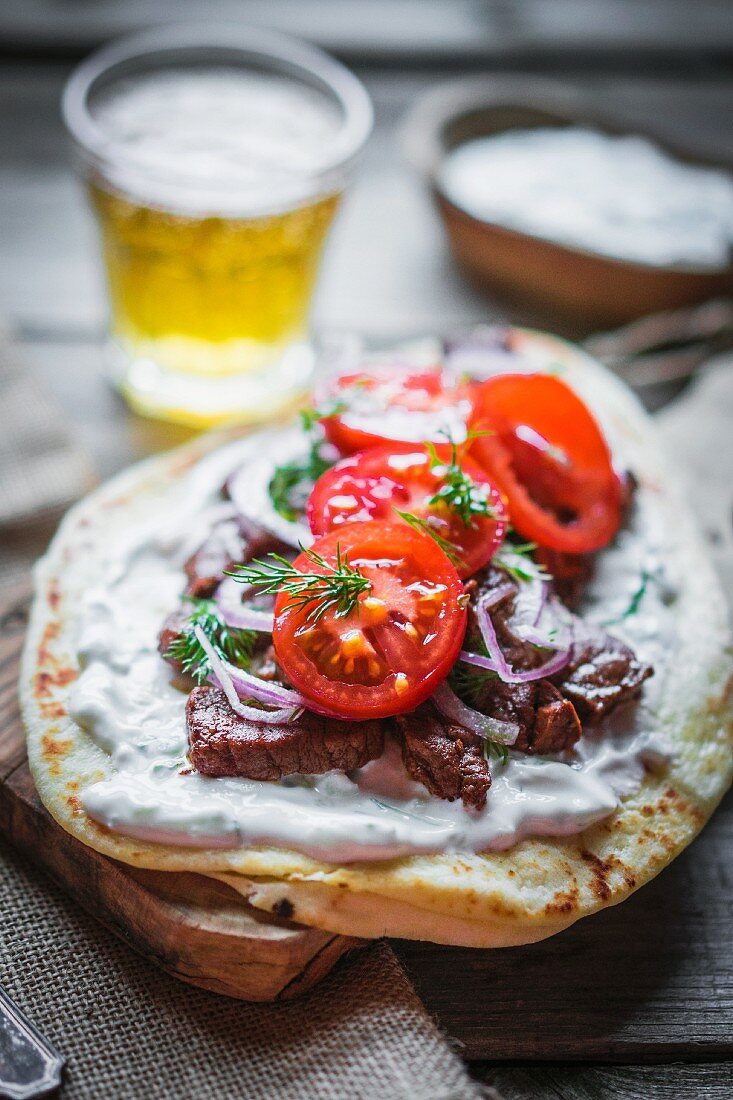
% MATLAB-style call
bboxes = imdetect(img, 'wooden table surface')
[1,39,732,1099]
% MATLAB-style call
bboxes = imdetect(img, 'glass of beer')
[62,27,372,427]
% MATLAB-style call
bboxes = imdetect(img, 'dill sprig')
[494,540,548,583]
[602,570,650,627]
[426,439,500,528]
[448,649,510,768]
[268,440,332,522]
[298,400,347,432]
[165,598,256,684]
[448,659,495,706]
[484,739,510,768]
[395,509,465,568]
[233,544,371,623]
[268,403,345,522]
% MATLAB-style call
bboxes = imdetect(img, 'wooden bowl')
[404,77,733,332]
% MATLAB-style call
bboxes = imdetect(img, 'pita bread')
[21,330,733,947]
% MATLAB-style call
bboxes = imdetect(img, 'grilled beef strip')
[465,563,652,742]
[551,623,652,721]
[534,548,595,610]
[396,704,492,810]
[184,514,285,598]
[470,677,581,755]
[187,685,385,780]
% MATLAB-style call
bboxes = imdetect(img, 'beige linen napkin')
[656,354,733,598]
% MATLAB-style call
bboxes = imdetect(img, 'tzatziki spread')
[72,429,676,863]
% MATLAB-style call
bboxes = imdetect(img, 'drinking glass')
[63,26,372,427]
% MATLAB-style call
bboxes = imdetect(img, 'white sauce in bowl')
[75,430,676,863]
[439,127,733,270]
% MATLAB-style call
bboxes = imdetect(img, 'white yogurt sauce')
[439,127,733,270]
[75,430,676,862]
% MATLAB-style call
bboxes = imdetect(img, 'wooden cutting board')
[0,578,362,1002]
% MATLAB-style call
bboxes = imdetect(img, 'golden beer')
[91,185,339,388]
[63,31,372,426]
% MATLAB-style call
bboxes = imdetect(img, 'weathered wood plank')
[3,1,733,59]
[477,1062,733,1099]
[396,788,733,1060]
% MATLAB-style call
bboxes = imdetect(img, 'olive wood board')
[0,580,362,1002]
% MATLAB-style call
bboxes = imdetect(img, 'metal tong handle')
[585,298,733,389]
[0,986,64,1099]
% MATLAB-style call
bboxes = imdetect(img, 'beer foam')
[92,68,342,215]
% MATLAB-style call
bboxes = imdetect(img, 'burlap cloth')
[0,840,489,1099]
[2,343,732,1100]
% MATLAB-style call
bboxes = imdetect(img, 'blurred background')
[1,0,732,495]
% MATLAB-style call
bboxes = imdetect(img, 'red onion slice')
[221,658,304,711]
[195,626,350,723]
[470,596,572,684]
[433,682,519,745]
[458,650,499,673]
[215,576,274,633]
[481,582,515,610]
[194,626,297,725]
[228,446,313,550]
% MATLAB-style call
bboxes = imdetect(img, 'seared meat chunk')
[473,677,581,755]
[184,515,282,597]
[467,564,652,730]
[396,705,491,810]
[187,686,384,780]
[532,681,582,753]
[535,548,595,610]
[552,624,652,721]
[158,606,190,670]
[249,643,286,684]
[466,566,556,673]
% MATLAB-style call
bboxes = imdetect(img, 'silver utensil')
[586,297,733,390]
[0,986,64,1099]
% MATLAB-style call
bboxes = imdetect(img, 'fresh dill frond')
[448,660,496,706]
[426,438,500,528]
[268,440,333,522]
[493,539,549,583]
[298,399,347,433]
[602,570,651,627]
[268,400,349,521]
[233,543,371,623]
[394,509,465,568]
[447,662,510,768]
[484,739,510,768]
[166,598,256,684]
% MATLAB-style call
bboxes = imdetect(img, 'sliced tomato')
[306,445,507,579]
[469,373,622,554]
[272,522,467,719]
[320,365,476,454]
